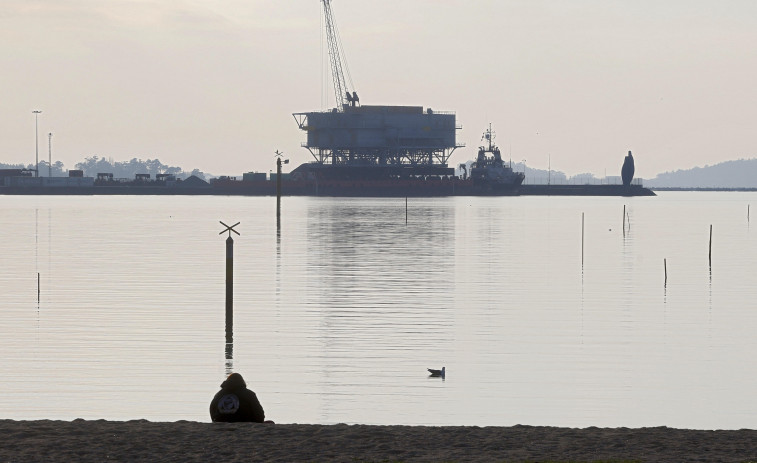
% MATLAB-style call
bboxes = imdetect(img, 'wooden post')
[276,157,282,220]
[226,236,233,335]
[406,197,408,224]
[225,235,234,375]
[37,272,40,303]
[582,212,584,265]
[664,258,667,285]
[623,205,626,233]
[275,151,288,222]
[219,221,240,355]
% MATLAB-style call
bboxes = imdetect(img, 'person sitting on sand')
[210,373,265,423]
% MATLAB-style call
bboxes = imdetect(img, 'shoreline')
[2,420,756,462]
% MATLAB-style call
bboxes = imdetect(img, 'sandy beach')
[1,420,756,462]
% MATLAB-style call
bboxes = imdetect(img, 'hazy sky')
[2,0,756,178]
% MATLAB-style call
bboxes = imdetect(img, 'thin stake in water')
[709,224,713,265]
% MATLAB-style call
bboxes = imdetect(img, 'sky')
[2,0,756,179]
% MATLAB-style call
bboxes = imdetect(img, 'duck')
[427,367,445,378]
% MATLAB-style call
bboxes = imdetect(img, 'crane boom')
[322,0,357,111]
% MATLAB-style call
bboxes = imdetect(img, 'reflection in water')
[621,205,634,321]
[306,199,456,423]
[708,264,713,329]
[35,209,39,307]
[276,208,281,292]
[275,200,282,324]
[580,267,584,343]
[664,258,668,312]
[706,230,714,343]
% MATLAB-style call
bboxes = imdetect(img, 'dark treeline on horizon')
[3,157,757,188]
[0,156,207,181]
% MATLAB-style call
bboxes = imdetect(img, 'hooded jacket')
[210,373,265,423]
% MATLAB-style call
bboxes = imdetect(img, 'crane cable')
[331,4,355,96]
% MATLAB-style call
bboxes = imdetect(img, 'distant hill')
[502,158,757,188]
[520,158,757,188]
[644,159,757,189]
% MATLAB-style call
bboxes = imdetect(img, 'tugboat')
[469,124,525,193]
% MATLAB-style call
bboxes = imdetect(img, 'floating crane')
[322,0,358,110]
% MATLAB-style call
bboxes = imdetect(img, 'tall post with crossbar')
[219,221,240,373]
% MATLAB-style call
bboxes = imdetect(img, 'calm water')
[1,192,757,429]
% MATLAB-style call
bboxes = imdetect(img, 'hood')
[220,372,247,390]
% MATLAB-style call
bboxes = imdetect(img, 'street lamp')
[33,110,42,177]
[522,159,527,184]
[48,133,53,177]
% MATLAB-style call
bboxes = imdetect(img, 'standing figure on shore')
[621,150,635,186]
[210,372,266,423]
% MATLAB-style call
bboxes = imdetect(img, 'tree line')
[0,157,207,181]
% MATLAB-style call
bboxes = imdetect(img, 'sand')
[1,420,756,462]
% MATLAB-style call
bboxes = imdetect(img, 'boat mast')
[483,123,495,152]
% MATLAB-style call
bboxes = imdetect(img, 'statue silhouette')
[621,151,635,186]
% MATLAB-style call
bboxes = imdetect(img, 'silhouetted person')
[210,373,265,423]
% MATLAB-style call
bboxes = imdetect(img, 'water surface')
[1,192,756,428]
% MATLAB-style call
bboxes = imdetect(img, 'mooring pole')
[219,221,240,351]
[275,151,288,222]
[225,234,234,374]
[276,157,282,214]
[226,235,233,325]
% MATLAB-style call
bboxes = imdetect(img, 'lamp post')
[48,133,52,177]
[33,110,42,177]
[522,159,527,184]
